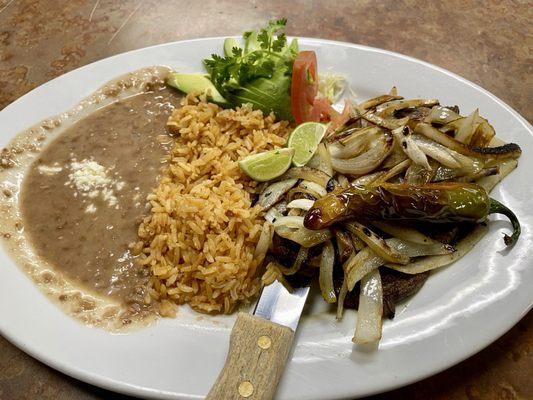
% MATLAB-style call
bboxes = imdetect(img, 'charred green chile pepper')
[304,182,520,246]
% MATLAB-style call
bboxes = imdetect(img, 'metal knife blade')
[253,280,310,331]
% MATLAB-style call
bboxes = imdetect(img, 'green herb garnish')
[203,19,298,120]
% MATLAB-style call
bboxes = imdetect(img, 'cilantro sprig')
[203,19,298,120]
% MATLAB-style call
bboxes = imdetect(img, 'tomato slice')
[291,51,351,129]
[330,100,351,129]
[310,98,351,130]
[308,98,331,122]
[291,51,318,124]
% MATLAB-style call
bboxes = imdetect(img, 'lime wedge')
[287,122,328,167]
[239,148,295,182]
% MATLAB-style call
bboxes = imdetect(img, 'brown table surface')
[0,1,531,399]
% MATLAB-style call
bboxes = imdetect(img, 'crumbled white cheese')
[66,159,124,211]
[102,187,118,208]
[69,160,110,192]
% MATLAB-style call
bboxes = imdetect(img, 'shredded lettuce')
[317,72,348,104]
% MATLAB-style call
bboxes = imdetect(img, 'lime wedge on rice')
[239,148,295,182]
[287,122,328,167]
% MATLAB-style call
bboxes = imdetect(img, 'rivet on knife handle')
[206,312,295,400]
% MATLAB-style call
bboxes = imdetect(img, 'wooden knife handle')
[206,312,295,400]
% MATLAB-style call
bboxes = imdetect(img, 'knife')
[206,280,310,400]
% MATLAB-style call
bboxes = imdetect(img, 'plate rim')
[2,35,532,133]
[0,36,532,400]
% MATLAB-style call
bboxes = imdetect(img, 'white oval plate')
[0,38,532,400]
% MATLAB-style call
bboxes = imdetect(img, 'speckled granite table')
[0,1,531,399]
